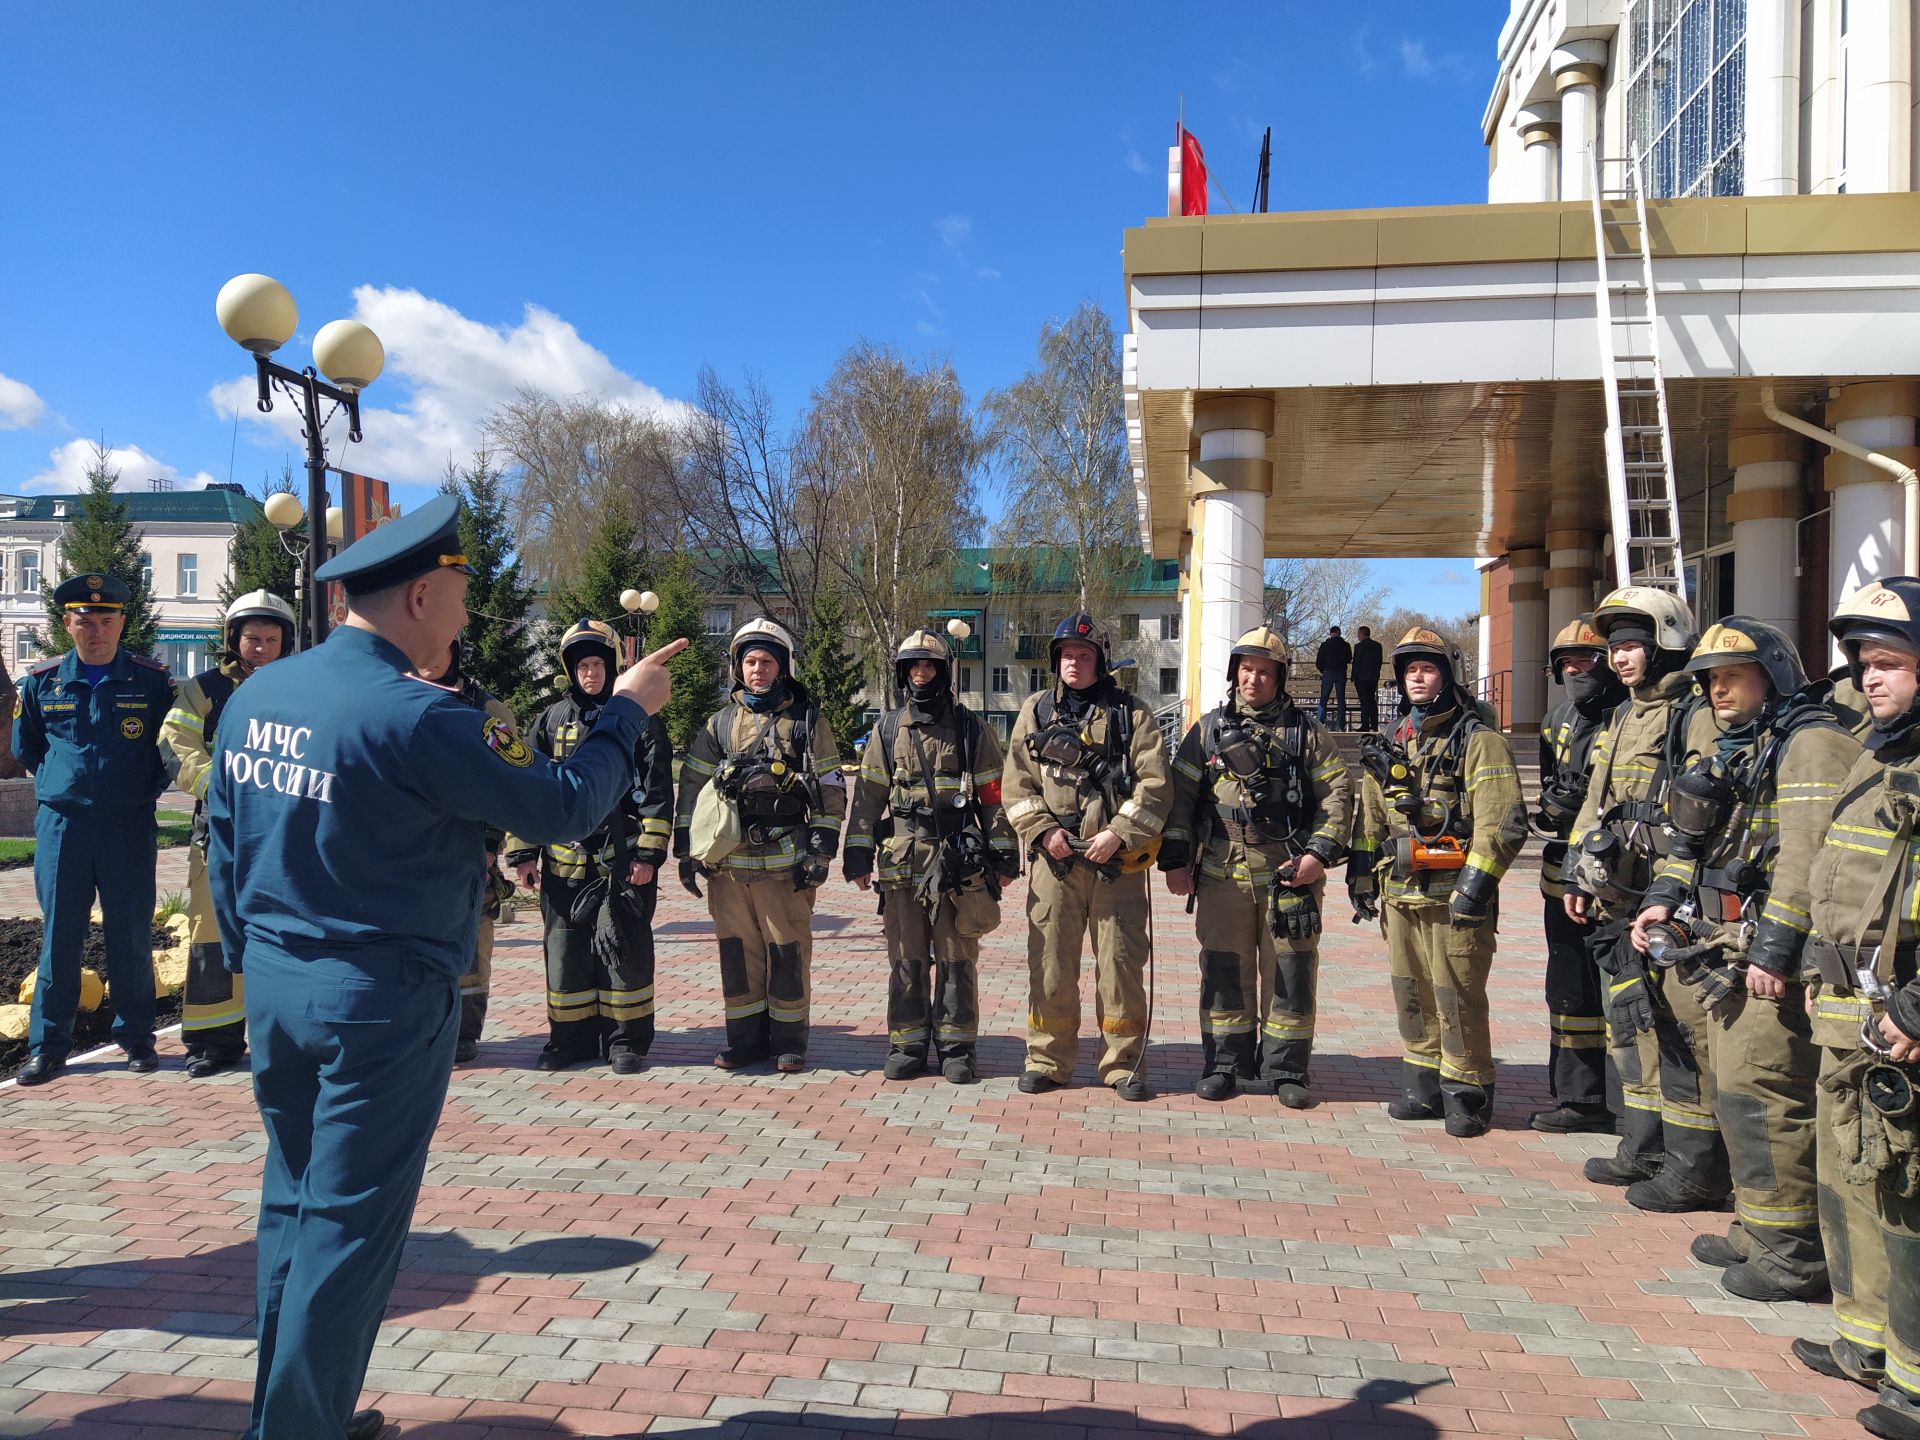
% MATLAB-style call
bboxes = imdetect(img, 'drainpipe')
[1760,386,1919,575]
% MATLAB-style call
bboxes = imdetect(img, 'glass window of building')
[1028,667,1044,692]
[1159,612,1181,642]
[991,665,1010,693]
[1159,666,1178,694]
[139,552,153,593]
[1117,613,1140,640]
[177,553,199,597]
[14,632,32,666]
[1625,0,1746,197]
[703,605,732,636]
[958,665,973,693]
[16,550,36,593]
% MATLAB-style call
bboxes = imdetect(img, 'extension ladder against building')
[1589,150,1687,601]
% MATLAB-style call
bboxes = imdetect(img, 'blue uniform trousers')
[28,806,157,1058]
[242,947,459,1440]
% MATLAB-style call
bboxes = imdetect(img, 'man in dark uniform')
[508,619,673,1074]
[206,494,685,1440]
[1352,625,1385,733]
[13,572,174,1086]
[1315,625,1352,731]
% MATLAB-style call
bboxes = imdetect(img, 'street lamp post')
[262,492,345,631]
[619,588,661,665]
[216,274,384,651]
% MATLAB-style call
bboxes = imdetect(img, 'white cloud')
[934,214,973,253]
[210,286,682,489]
[1123,147,1151,176]
[0,373,47,430]
[1400,38,1435,77]
[25,438,216,495]
[976,266,1002,282]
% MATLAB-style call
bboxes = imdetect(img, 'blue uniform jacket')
[206,626,648,982]
[12,647,173,813]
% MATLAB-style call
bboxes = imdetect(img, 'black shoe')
[454,1037,479,1064]
[124,1047,159,1074]
[1113,1075,1150,1102]
[1529,1103,1614,1134]
[14,1053,64,1086]
[1195,1073,1237,1102]
[1792,1337,1884,1388]
[883,1053,927,1081]
[1444,1110,1491,1138]
[347,1407,386,1440]
[1274,1082,1312,1110]
[775,1053,807,1074]
[1016,1070,1061,1094]
[1861,1389,1920,1440]
[1584,1152,1661,1187]
[184,1050,245,1079]
[941,1056,977,1085]
[1625,1170,1732,1214]
[713,1046,769,1070]
[1689,1232,1743,1268]
[608,1045,646,1076]
[1386,1097,1442,1122]
[535,1043,591,1072]
[1720,1261,1829,1304]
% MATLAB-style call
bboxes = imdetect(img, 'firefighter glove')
[1607,966,1657,1037]
[794,855,830,892]
[1268,882,1321,943]
[1347,868,1379,923]
[1448,864,1497,929]
[677,855,705,898]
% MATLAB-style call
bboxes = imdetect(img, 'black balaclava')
[1561,654,1624,715]
[905,660,951,721]
[738,641,790,713]
[567,642,614,710]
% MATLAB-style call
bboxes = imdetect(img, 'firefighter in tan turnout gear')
[1629,618,1859,1302]
[675,618,844,1073]
[1350,628,1526,1137]
[843,629,1019,1085]
[508,620,674,1074]
[157,589,296,1078]
[1002,612,1171,1100]
[1160,627,1351,1107]
[1529,617,1627,1133]
[1566,586,1727,1209]
[1792,578,1920,1440]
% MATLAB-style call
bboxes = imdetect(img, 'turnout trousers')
[183,844,246,1061]
[1596,921,1666,1168]
[241,946,459,1440]
[1542,899,1607,1109]
[538,870,657,1059]
[28,806,156,1060]
[1648,967,1730,1195]
[1193,873,1320,1086]
[1817,1046,1920,1396]
[881,888,979,1065]
[459,913,492,1047]
[1385,900,1496,1120]
[708,870,816,1060]
[1024,860,1150,1085]
[1706,985,1823,1289]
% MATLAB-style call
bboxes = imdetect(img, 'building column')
[1726,433,1805,635]
[1826,383,1920,623]
[1517,104,1561,203]
[1189,396,1273,729]
[1745,0,1802,195]
[1552,40,1609,203]
[1844,0,1915,194]
[1507,548,1548,731]
[1545,529,1602,640]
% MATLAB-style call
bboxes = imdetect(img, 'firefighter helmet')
[223,588,296,656]
[893,628,953,696]
[1391,626,1464,692]
[1049,612,1111,673]
[1226,626,1289,691]
[559,618,619,671]
[1548,615,1606,682]
[1829,576,1920,681]
[1685,616,1808,697]
[730,616,797,682]
[1593,585,1697,655]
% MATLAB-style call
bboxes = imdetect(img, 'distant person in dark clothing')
[1315,626,1352,730]
[1351,625,1384,732]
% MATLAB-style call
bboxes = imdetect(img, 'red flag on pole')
[1179,126,1208,216]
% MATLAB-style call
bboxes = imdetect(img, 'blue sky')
[0,2,1497,607]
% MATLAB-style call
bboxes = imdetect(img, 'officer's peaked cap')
[54,573,129,613]
[314,493,476,596]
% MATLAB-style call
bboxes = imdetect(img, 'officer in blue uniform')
[206,494,686,1440]
[13,572,173,1086]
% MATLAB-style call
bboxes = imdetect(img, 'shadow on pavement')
[0,1232,655,1341]
[45,1380,1447,1438]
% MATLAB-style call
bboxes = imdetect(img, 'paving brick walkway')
[0,858,1870,1439]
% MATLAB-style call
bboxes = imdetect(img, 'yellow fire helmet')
[1684,616,1806,697]
[1593,585,1696,655]
[893,628,954,695]
[1548,615,1606,682]
[1391,626,1463,689]
[1226,626,1288,686]
[730,616,797,682]
[1829,576,1920,679]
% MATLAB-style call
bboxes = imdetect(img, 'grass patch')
[0,810,194,869]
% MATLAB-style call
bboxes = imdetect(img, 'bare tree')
[984,302,1137,613]
[799,343,983,699]
[1353,604,1482,680]
[483,389,681,583]
[1262,558,1391,655]
[669,367,834,634]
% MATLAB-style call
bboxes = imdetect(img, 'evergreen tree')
[647,555,724,749]
[38,442,159,656]
[797,585,865,751]
[218,466,302,618]
[543,506,646,638]
[449,450,543,716]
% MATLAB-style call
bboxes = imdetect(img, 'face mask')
[1565,668,1611,705]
